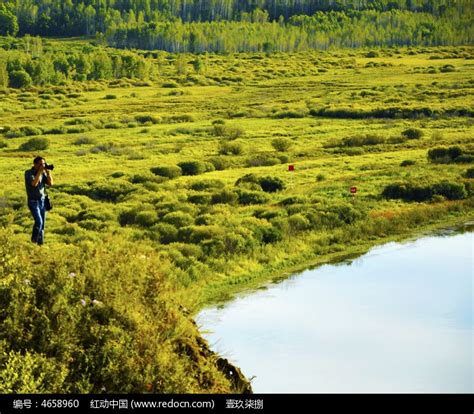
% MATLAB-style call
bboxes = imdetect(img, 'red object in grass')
[288,165,295,171]
[350,186,357,194]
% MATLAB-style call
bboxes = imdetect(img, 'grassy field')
[0,41,473,392]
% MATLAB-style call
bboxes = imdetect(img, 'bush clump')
[213,124,245,140]
[382,181,467,202]
[427,146,471,164]
[208,156,232,171]
[134,114,160,124]
[464,168,474,179]
[271,138,293,152]
[210,189,238,205]
[237,190,270,205]
[18,137,49,151]
[150,166,182,179]
[187,194,212,205]
[341,134,385,147]
[9,70,33,89]
[190,180,225,191]
[178,161,213,176]
[162,212,194,228]
[246,154,281,167]
[259,176,285,193]
[402,128,423,139]
[218,141,244,155]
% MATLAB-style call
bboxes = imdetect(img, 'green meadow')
[0,41,473,393]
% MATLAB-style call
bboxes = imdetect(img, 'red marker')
[350,186,357,194]
[288,165,295,171]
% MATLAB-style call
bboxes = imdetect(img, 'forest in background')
[0,1,472,52]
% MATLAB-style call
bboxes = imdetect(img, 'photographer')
[25,156,53,245]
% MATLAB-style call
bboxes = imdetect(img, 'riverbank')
[191,204,474,312]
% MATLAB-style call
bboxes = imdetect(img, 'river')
[196,228,473,393]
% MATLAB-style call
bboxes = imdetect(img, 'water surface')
[197,231,473,393]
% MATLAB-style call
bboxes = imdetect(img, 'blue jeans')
[28,198,46,245]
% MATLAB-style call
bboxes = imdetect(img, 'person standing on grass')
[25,156,53,245]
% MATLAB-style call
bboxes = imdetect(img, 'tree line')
[106,9,472,52]
[0,0,472,36]
[0,1,472,52]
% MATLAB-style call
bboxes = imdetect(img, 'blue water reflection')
[197,231,473,393]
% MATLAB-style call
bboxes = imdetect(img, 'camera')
[45,163,54,171]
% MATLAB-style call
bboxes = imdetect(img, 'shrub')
[382,183,433,202]
[402,128,423,139]
[177,225,224,244]
[258,226,282,244]
[73,136,96,145]
[400,159,416,167]
[46,127,67,135]
[246,154,281,167]
[190,180,225,191]
[453,155,474,164]
[18,137,49,151]
[331,203,362,224]
[9,70,32,89]
[135,114,160,124]
[20,126,43,136]
[213,124,244,140]
[465,168,474,178]
[151,223,178,244]
[366,51,379,58]
[187,194,211,205]
[0,349,68,393]
[218,141,243,155]
[274,110,305,119]
[237,190,270,205]
[271,138,292,152]
[211,189,238,205]
[432,182,467,200]
[162,81,179,88]
[104,122,122,129]
[341,134,385,147]
[259,176,285,193]
[279,196,306,206]
[166,114,194,123]
[64,181,135,202]
[208,156,232,171]
[162,212,194,228]
[135,210,159,227]
[4,129,20,138]
[150,166,182,179]
[0,140,7,148]
[440,64,455,73]
[288,214,311,232]
[178,161,207,176]
[382,181,467,202]
[104,94,117,99]
[428,146,464,163]
[235,174,260,186]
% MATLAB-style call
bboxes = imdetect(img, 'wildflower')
[92,299,102,306]
[68,272,76,278]
[22,279,30,285]
[80,299,87,306]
